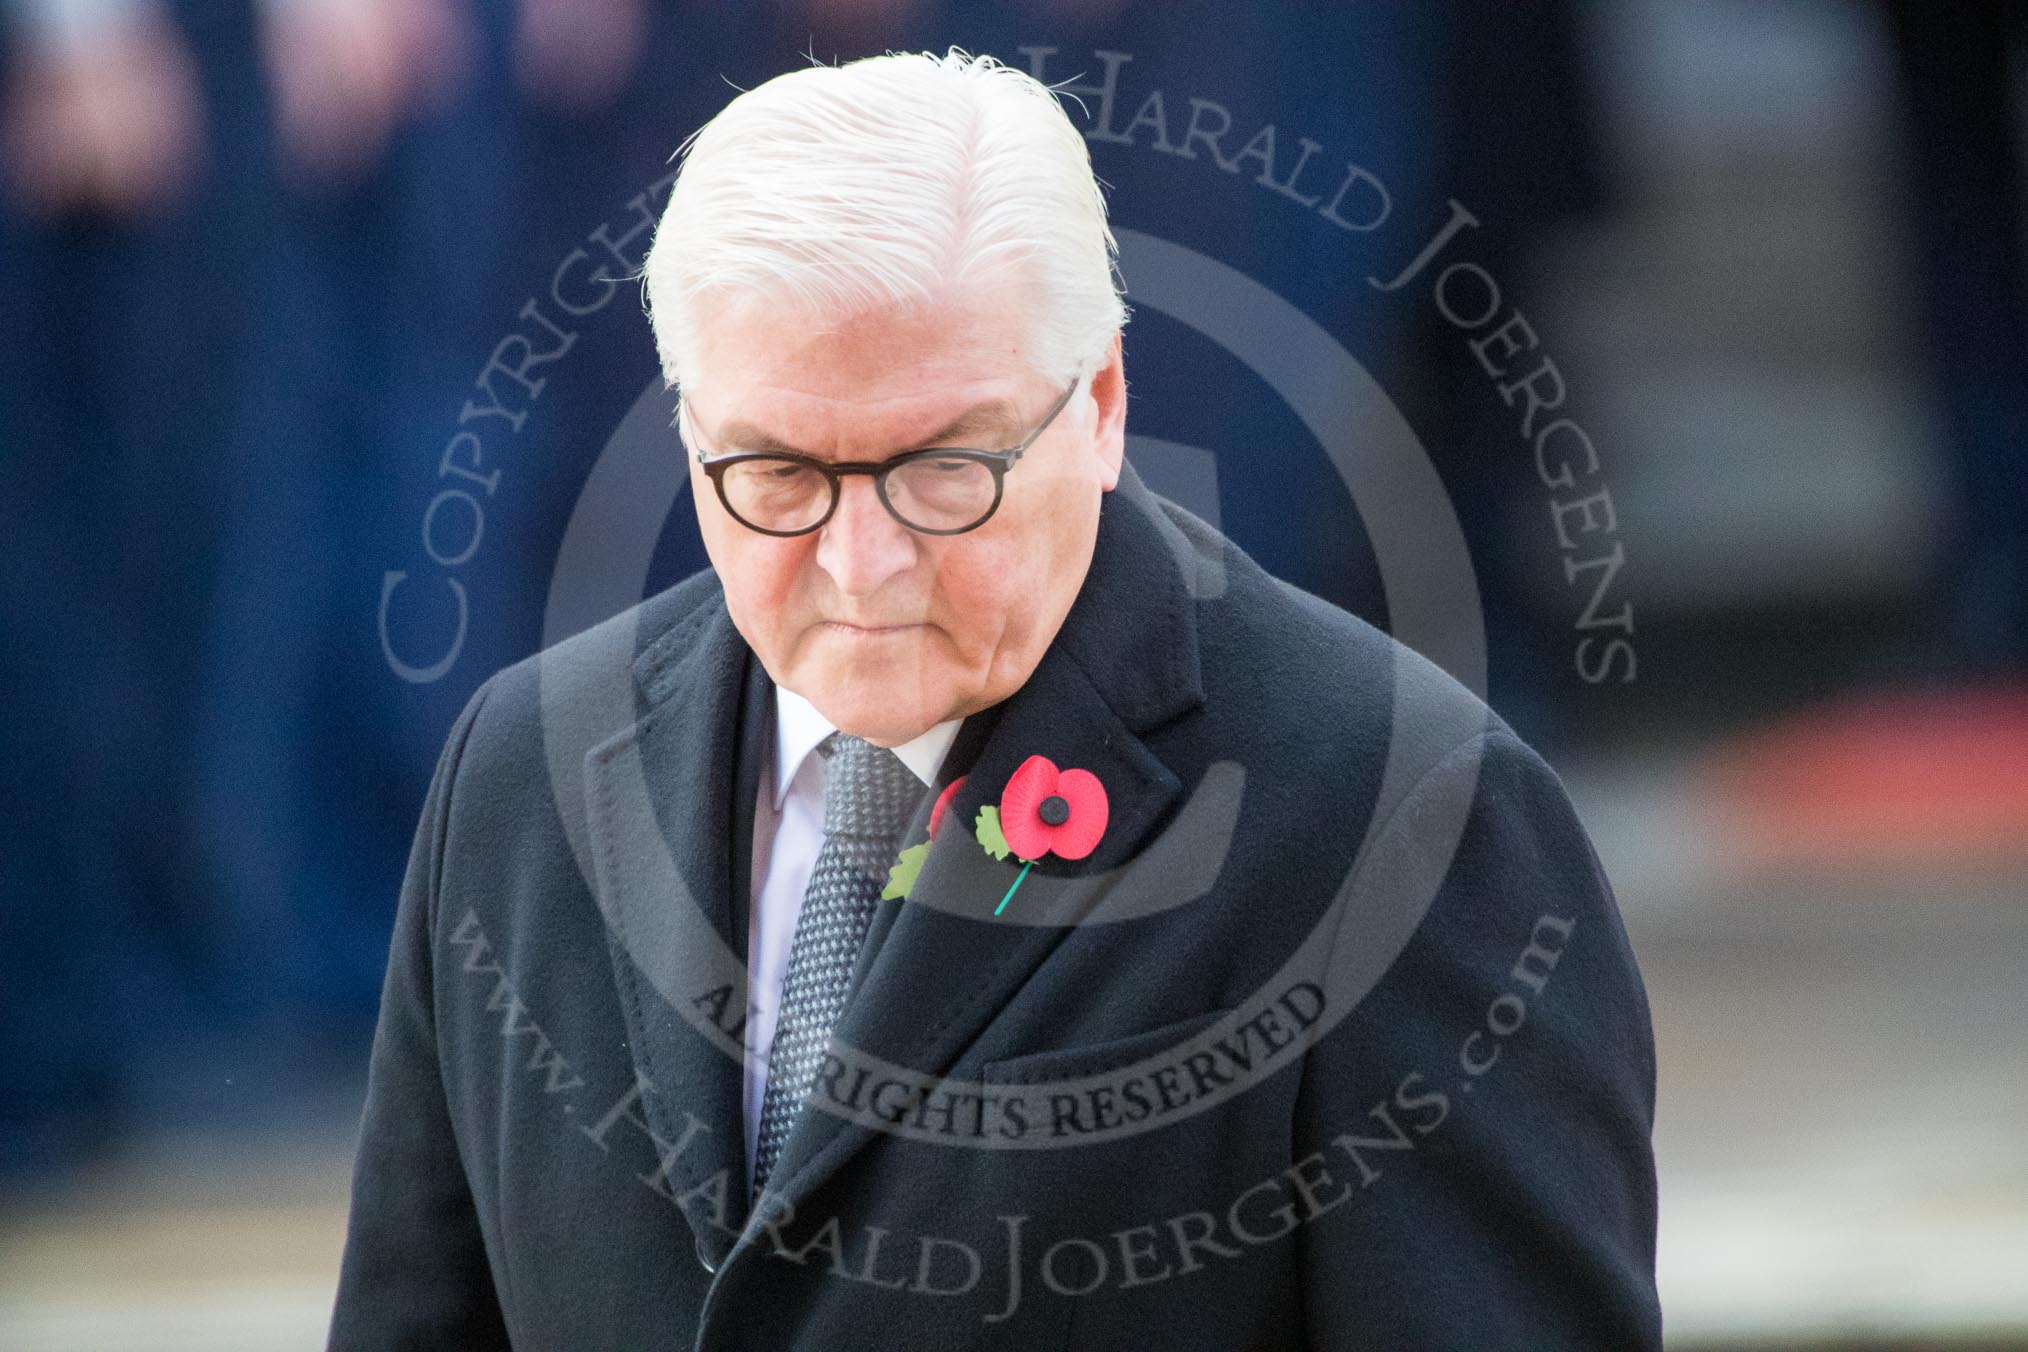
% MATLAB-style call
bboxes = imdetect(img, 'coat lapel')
[580,595,769,1256]
[754,461,1208,1217]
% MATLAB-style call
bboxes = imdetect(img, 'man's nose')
[814,473,918,596]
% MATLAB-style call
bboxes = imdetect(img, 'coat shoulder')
[470,563,726,725]
[450,566,727,772]
[1154,493,1508,786]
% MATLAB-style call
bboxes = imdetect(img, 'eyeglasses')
[680,379,1079,537]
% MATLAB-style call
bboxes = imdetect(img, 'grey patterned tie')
[751,732,923,1201]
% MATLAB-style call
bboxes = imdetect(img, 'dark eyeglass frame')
[681,378,1080,538]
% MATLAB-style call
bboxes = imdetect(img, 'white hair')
[642,47,1128,399]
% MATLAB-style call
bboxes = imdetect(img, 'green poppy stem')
[993,859,1034,917]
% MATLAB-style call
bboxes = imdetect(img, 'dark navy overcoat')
[329,461,1662,1349]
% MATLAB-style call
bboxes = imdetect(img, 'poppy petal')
[999,754,1061,860]
[928,775,966,840]
[1046,767,1109,859]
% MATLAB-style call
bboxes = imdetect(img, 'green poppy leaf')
[881,841,931,900]
[974,804,1012,861]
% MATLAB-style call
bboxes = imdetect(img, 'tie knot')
[818,733,923,839]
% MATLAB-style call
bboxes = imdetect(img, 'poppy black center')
[1038,794,1070,826]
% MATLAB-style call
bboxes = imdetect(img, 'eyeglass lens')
[719,454,1000,534]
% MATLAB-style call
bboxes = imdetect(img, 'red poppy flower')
[998,755,1109,861]
[928,775,966,840]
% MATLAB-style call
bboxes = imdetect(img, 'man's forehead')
[707,394,1026,458]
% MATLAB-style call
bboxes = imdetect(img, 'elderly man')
[329,49,1661,1350]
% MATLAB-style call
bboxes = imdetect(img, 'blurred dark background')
[1,1,2022,1346]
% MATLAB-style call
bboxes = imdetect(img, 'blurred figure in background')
[1,0,236,1178]
[260,0,474,189]
[1,0,201,219]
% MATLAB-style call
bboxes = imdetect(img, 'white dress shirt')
[743,685,961,1192]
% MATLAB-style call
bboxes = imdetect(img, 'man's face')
[684,283,1126,748]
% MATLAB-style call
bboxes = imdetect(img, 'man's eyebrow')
[714,399,1023,458]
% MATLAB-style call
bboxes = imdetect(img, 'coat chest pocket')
[979,1004,1238,1087]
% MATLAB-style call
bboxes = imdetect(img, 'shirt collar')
[771,684,962,810]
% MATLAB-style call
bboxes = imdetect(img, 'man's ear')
[1088,331,1127,491]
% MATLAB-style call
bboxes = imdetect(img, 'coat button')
[696,1236,719,1274]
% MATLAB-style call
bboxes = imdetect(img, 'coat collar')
[581,459,1205,1258]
